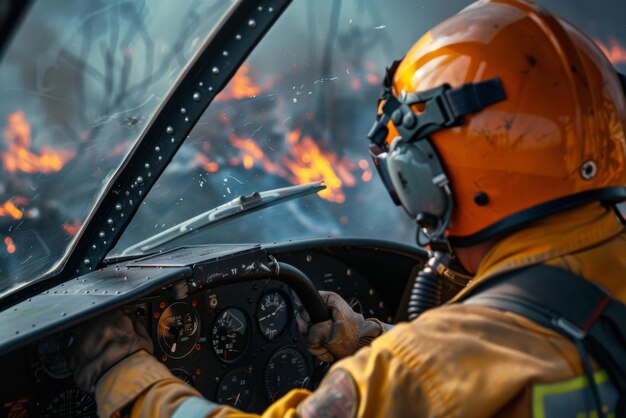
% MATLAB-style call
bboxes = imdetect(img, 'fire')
[196,63,374,203]
[208,129,373,203]
[595,37,626,66]
[2,111,75,174]
[0,199,23,220]
[215,64,265,102]
[4,237,15,254]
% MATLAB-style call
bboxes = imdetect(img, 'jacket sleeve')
[94,350,311,418]
[94,334,434,418]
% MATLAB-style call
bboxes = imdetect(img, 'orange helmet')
[368,0,626,247]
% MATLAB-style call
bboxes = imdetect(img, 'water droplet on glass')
[193,92,201,101]
[138,190,143,196]
[170,137,175,143]
[180,107,186,114]
[257,6,263,11]
[107,218,113,225]
[166,126,174,134]
[292,98,298,103]
[268,7,274,12]
[235,34,242,40]
[158,156,163,161]
[129,200,134,206]
[84,258,90,265]
[155,146,160,152]
[198,81,204,87]
[115,203,122,211]
[222,51,229,57]
[184,116,190,123]
[137,176,144,184]
[144,163,150,169]
[212,66,220,75]
[92,244,97,249]
[147,172,152,178]
[125,191,130,196]
[208,86,214,92]
[99,231,105,238]
[121,213,125,218]
[248,19,256,28]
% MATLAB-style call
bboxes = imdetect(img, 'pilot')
[69,0,626,417]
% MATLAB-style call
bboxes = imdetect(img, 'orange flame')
[595,37,626,65]
[213,129,373,203]
[0,199,23,220]
[215,64,265,102]
[2,111,75,174]
[63,219,82,236]
[4,237,15,254]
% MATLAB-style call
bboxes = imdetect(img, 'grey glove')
[68,308,153,393]
[296,291,390,362]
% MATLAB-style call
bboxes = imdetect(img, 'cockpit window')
[110,0,626,257]
[111,1,431,256]
[0,0,232,297]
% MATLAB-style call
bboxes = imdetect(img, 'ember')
[63,219,82,236]
[4,237,15,254]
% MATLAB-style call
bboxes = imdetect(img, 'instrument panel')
[0,240,426,417]
[148,279,321,411]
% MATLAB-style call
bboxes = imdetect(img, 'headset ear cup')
[386,138,451,226]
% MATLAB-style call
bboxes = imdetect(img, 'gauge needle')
[260,304,284,321]
[234,393,241,406]
[171,328,183,353]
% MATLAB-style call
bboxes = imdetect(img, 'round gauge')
[41,387,96,418]
[36,335,71,379]
[265,348,311,402]
[171,368,194,385]
[216,368,255,410]
[257,291,290,340]
[211,308,249,362]
[157,302,200,359]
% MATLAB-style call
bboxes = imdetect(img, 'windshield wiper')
[121,181,326,256]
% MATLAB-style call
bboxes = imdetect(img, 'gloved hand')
[68,308,153,393]
[296,291,390,363]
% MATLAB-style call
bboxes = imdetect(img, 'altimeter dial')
[257,291,289,340]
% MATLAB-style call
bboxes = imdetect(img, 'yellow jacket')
[95,203,626,418]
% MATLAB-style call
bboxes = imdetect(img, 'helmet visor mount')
[367,61,507,245]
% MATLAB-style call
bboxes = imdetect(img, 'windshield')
[0,0,233,296]
[111,0,626,257]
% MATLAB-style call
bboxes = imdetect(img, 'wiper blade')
[121,181,326,255]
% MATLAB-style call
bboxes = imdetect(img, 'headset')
[367,59,507,247]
